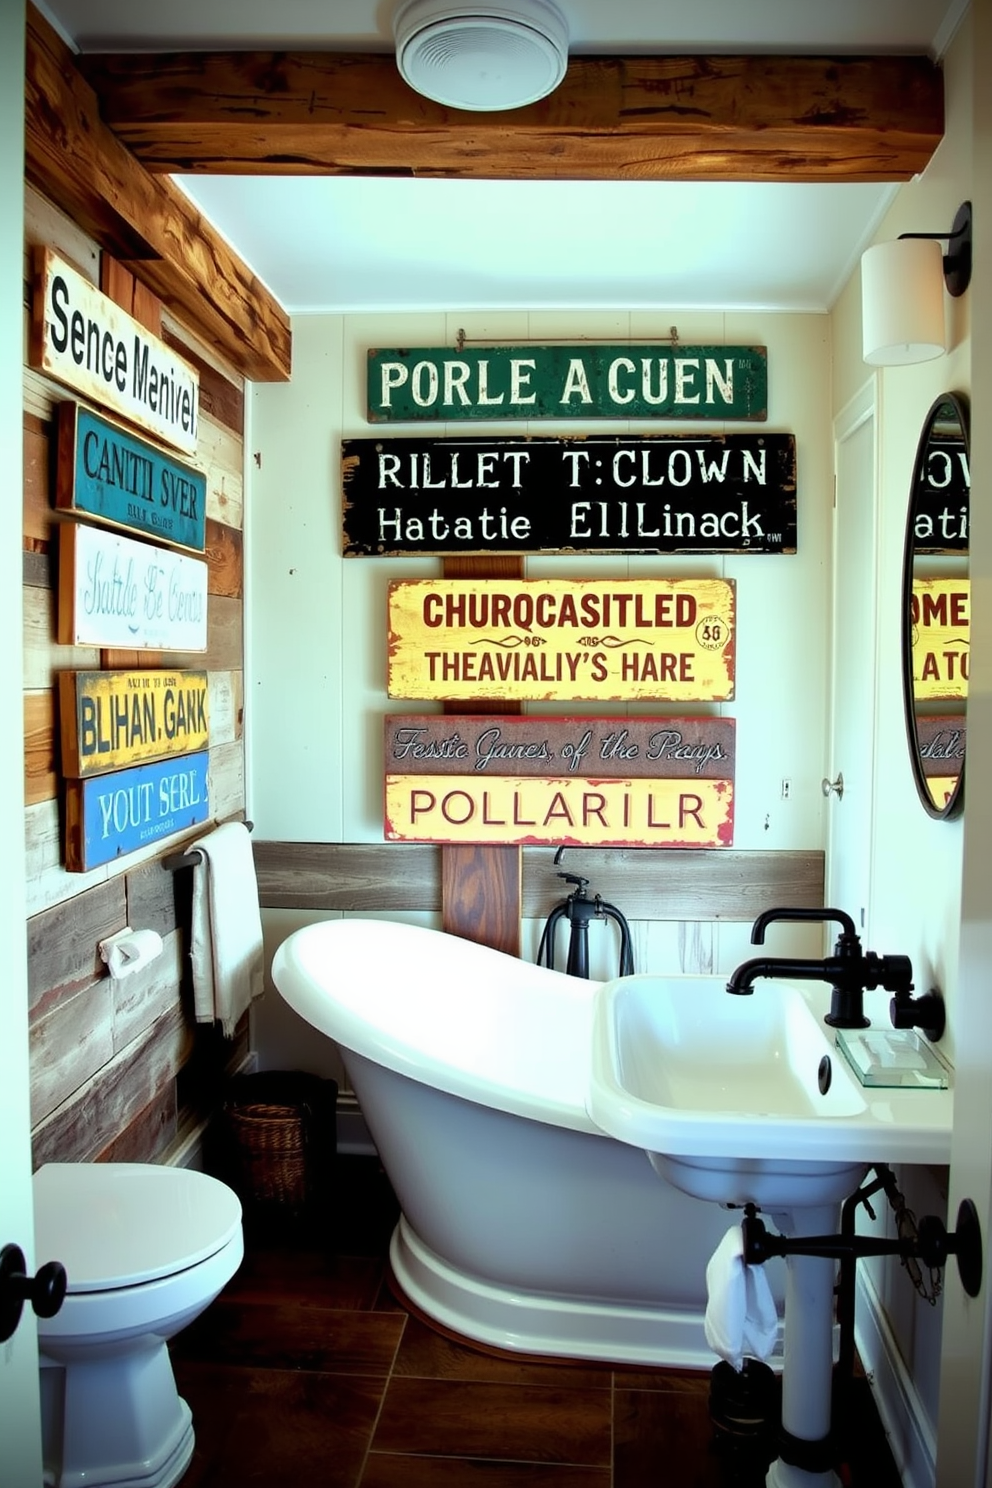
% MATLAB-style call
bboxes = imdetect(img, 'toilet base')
[41,1339,194,1488]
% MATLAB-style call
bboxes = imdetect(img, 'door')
[826,382,879,933]
[0,2,44,1480]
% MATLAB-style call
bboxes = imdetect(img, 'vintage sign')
[57,402,207,553]
[30,247,199,456]
[59,669,210,779]
[913,411,970,555]
[342,433,796,557]
[387,578,735,703]
[58,521,209,652]
[911,577,969,701]
[367,344,767,422]
[915,714,966,809]
[64,749,210,872]
[384,715,735,847]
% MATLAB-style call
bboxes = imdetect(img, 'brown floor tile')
[174,1297,405,1375]
[372,1377,611,1466]
[614,1363,714,1394]
[362,1457,611,1487]
[175,1360,383,1488]
[614,1386,760,1488]
[392,1312,614,1389]
[224,1247,388,1311]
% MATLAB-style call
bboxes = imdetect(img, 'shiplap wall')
[22,185,249,1167]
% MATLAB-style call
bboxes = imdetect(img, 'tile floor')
[173,1156,904,1487]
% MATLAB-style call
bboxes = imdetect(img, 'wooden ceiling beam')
[77,51,943,182]
[24,6,291,383]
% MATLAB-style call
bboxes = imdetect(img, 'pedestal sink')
[586,973,954,1488]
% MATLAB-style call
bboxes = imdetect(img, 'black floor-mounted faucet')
[726,907,915,1030]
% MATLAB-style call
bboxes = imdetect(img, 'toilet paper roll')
[99,927,165,979]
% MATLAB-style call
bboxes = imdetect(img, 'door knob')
[0,1243,67,1343]
[822,773,844,799]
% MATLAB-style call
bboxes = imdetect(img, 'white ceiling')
[38,0,969,316]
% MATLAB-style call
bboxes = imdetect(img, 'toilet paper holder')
[98,926,165,979]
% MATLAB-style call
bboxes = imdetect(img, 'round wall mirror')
[902,392,970,819]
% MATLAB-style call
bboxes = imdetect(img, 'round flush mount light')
[393,0,569,111]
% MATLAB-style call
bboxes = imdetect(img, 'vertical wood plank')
[440,556,523,956]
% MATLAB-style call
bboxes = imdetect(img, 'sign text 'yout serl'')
[64,750,210,872]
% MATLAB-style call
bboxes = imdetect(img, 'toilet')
[33,1162,244,1488]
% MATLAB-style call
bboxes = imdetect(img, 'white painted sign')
[30,247,199,456]
[58,520,208,652]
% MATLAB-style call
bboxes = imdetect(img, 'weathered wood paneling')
[31,1004,192,1167]
[252,841,825,921]
[77,50,943,184]
[27,877,126,1020]
[23,181,250,1169]
[24,688,57,806]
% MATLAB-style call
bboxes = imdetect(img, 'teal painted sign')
[64,750,210,872]
[56,401,207,552]
[368,344,767,423]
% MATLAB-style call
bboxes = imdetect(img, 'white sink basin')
[587,974,953,1208]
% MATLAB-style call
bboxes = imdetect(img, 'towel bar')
[162,821,254,872]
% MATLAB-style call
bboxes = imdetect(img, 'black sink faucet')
[726,907,914,1030]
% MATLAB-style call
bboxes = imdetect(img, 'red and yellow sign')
[911,577,969,701]
[387,578,735,702]
[384,715,735,847]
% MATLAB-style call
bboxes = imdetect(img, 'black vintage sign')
[342,433,796,557]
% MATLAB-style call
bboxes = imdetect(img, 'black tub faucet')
[726,907,914,1030]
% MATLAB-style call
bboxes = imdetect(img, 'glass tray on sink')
[835,1028,950,1089]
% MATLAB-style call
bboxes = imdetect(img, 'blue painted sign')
[57,401,207,552]
[64,750,210,872]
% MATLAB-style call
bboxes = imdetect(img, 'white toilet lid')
[33,1163,243,1292]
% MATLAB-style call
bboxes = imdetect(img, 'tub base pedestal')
[390,1214,734,1370]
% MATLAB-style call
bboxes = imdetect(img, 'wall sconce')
[861,201,973,366]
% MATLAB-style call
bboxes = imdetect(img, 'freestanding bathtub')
[270,917,768,1367]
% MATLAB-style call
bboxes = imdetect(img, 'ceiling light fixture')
[393,0,569,112]
[861,201,973,366]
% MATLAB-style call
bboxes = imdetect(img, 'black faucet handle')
[865,952,914,994]
[751,906,859,945]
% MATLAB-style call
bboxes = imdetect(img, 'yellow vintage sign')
[387,578,735,701]
[911,578,969,701]
[384,775,733,847]
[59,669,209,778]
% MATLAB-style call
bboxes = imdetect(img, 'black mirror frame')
[901,391,969,821]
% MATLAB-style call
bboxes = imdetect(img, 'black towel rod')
[161,821,253,873]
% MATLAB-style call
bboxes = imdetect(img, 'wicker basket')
[220,1071,337,1218]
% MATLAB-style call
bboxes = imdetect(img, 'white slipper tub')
[270,917,747,1367]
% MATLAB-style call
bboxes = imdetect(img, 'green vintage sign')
[368,344,767,423]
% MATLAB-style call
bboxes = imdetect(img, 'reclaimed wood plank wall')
[22,185,249,1168]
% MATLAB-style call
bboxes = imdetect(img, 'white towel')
[187,822,264,1036]
[704,1225,779,1372]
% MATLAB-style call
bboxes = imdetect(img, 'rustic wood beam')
[24,5,291,382]
[77,51,943,182]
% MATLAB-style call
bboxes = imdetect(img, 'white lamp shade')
[861,237,946,366]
